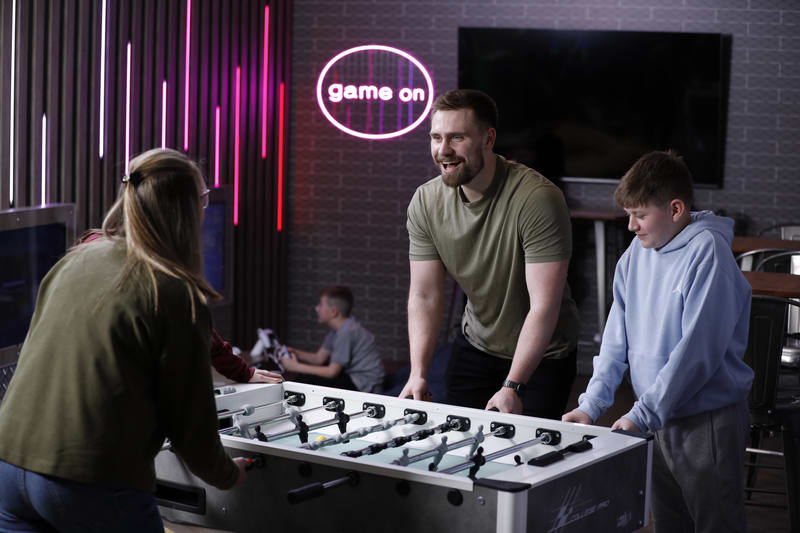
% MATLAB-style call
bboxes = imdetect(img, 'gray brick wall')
[287,0,800,364]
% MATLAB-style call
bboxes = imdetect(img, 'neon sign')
[316,45,434,140]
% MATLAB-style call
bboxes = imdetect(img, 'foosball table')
[155,382,652,532]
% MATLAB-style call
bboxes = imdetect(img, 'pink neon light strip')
[161,80,167,148]
[125,42,132,173]
[41,114,47,206]
[214,106,220,188]
[277,82,285,232]
[261,5,270,159]
[9,0,16,205]
[98,0,107,159]
[234,67,241,226]
[183,0,191,151]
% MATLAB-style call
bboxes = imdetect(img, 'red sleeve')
[209,329,255,383]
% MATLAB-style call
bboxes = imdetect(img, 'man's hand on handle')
[398,376,433,401]
[485,387,523,414]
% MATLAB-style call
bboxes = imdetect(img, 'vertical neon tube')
[234,67,241,226]
[261,5,270,158]
[41,114,47,206]
[214,106,220,188]
[161,80,167,148]
[277,82,285,232]
[125,42,132,173]
[183,0,191,151]
[9,0,16,206]
[99,0,107,158]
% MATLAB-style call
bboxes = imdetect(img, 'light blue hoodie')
[578,211,754,432]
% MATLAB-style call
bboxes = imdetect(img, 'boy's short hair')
[319,286,353,317]
[432,89,499,132]
[614,150,694,209]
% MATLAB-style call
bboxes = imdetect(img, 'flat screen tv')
[0,204,76,365]
[459,28,731,187]
[201,186,234,305]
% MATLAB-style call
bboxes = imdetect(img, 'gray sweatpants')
[651,401,750,533]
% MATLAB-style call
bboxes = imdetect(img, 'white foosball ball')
[156,382,652,533]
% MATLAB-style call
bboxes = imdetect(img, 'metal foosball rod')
[255,405,379,443]
[392,423,501,469]
[439,432,553,479]
[300,412,420,451]
[218,399,340,436]
[340,415,470,459]
[217,393,303,421]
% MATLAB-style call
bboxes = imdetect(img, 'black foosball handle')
[287,471,359,504]
[287,481,325,504]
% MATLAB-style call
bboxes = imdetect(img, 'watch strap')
[502,379,527,397]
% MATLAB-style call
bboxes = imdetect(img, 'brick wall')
[287,0,800,364]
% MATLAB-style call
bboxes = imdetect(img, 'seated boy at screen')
[562,150,754,533]
[282,286,384,393]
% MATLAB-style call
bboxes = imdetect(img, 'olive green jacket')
[0,238,237,491]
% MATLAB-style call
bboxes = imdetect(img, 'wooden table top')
[743,271,800,298]
[732,236,800,254]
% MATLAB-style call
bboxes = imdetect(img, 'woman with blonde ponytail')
[0,149,250,532]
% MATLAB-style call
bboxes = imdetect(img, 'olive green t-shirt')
[407,155,580,359]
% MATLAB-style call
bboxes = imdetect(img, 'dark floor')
[565,374,792,533]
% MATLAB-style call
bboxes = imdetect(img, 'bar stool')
[743,295,800,532]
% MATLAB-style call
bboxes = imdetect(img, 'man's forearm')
[407,293,443,378]
[507,303,562,384]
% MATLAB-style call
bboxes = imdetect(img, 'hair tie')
[122,170,143,187]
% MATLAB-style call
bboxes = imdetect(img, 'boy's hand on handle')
[562,408,593,425]
[398,376,433,401]
[611,417,641,432]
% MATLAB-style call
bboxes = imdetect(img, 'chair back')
[755,251,800,274]
[0,363,17,406]
[758,224,800,241]
[754,252,800,339]
[745,296,798,414]
[736,248,790,272]
[781,226,800,241]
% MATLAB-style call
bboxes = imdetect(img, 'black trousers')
[445,330,577,420]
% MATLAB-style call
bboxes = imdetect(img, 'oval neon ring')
[316,45,435,140]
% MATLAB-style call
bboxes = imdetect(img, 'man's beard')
[439,152,484,188]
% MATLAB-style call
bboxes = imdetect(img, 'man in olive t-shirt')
[398,89,580,418]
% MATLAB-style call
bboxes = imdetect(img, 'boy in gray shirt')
[283,286,384,393]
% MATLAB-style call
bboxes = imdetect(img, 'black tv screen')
[202,202,226,294]
[459,28,731,187]
[0,223,68,347]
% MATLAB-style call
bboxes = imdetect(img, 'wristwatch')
[502,379,527,398]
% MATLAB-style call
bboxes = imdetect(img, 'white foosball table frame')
[156,382,652,533]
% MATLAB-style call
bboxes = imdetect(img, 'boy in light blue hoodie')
[563,150,754,533]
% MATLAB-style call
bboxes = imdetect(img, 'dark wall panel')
[1,0,292,349]
[288,0,800,362]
